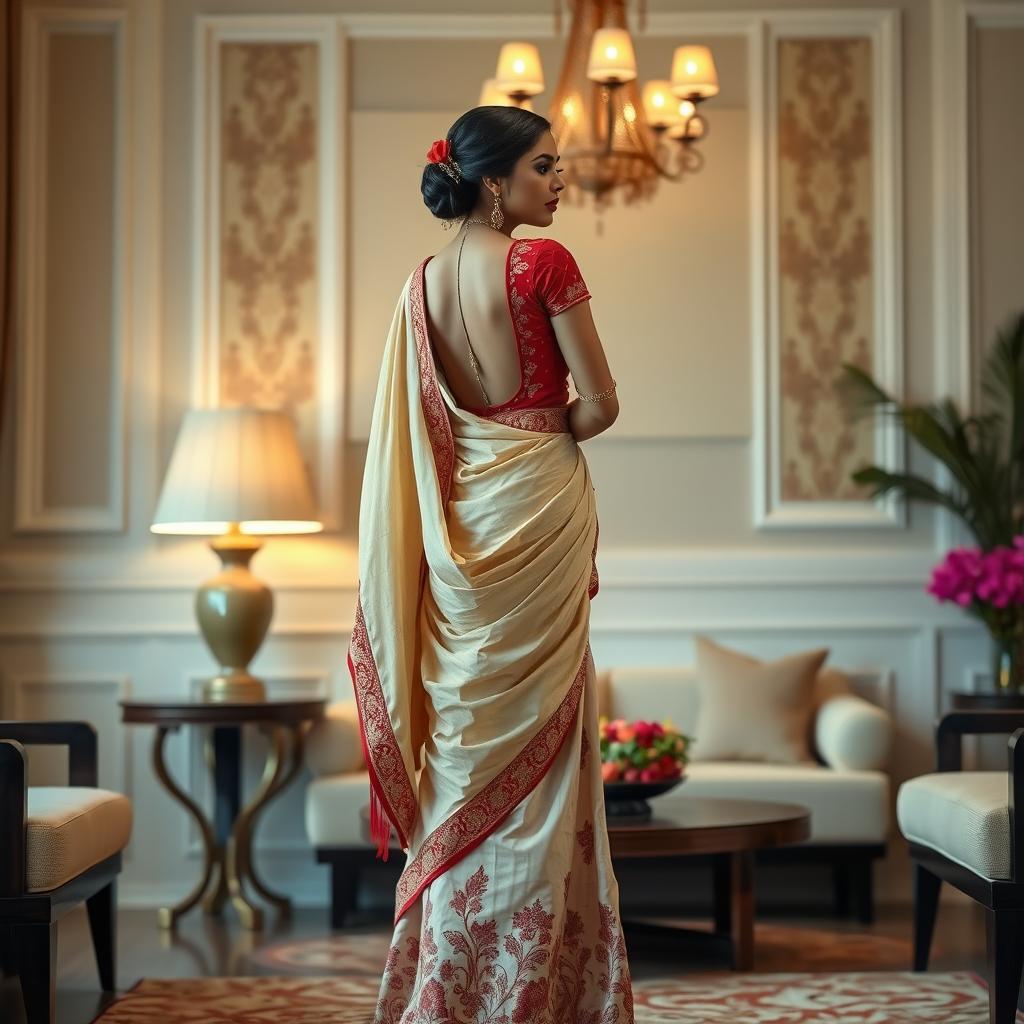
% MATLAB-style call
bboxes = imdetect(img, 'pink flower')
[928,537,1024,610]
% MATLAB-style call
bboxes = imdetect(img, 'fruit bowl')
[603,776,685,819]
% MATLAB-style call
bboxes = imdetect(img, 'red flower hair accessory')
[426,138,451,164]
[427,137,461,184]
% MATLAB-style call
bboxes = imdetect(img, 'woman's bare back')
[422,231,524,410]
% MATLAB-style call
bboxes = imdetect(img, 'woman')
[349,105,632,1023]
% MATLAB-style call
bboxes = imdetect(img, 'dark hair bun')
[421,162,476,220]
[420,106,552,223]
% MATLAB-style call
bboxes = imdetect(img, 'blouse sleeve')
[533,239,592,316]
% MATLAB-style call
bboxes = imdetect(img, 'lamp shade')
[641,79,678,128]
[587,27,637,85]
[495,42,544,97]
[670,45,719,99]
[151,408,322,535]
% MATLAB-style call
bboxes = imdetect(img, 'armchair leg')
[13,921,56,1024]
[853,857,874,925]
[912,864,941,971]
[86,879,116,991]
[329,852,361,930]
[986,908,1024,1023]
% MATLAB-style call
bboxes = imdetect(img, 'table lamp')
[151,408,323,702]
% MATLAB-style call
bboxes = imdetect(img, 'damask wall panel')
[218,43,318,412]
[755,12,903,529]
[777,38,873,502]
[193,18,345,529]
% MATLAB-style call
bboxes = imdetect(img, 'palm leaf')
[981,311,1024,462]
[851,466,968,521]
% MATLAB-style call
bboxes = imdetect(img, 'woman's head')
[421,106,565,233]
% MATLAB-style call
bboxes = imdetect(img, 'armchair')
[0,721,132,1024]
[897,709,1024,1024]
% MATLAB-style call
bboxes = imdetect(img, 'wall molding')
[16,8,129,533]
[930,0,1024,553]
[190,15,348,531]
[753,9,904,530]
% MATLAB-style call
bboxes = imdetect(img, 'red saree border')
[411,259,455,503]
[393,641,591,924]
[345,261,458,860]
[347,594,416,851]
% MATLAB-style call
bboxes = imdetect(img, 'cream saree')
[348,258,634,1023]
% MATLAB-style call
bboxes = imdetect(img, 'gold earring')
[490,190,504,230]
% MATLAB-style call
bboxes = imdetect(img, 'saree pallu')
[349,259,634,1023]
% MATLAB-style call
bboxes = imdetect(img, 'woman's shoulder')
[516,235,575,256]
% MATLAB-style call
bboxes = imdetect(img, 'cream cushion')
[691,636,829,764]
[897,772,1010,880]
[306,700,365,776]
[26,787,133,892]
[815,695,893,771]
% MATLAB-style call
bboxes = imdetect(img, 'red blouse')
[456,237,592,416]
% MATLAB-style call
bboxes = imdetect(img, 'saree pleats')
[350,259,633,1022]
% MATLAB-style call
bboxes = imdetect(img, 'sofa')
[305,664,892,927]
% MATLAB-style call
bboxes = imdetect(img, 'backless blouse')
[430,237,592,425]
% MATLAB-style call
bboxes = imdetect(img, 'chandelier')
[479,0,719,210]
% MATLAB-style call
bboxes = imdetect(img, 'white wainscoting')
[0,549,990,910]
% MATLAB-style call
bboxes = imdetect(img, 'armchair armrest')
[0,720,98,786]
[814,694,892,771]
[933,710,1024,882]
[0,739,27,897]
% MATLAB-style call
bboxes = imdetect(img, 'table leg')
[223,725,289,929]
[711,853,732,934]
[240,724,307,916]
[151,726,218,930]
[201,727,243,914]
[730,850,755,971]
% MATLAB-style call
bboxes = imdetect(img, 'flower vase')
[992,634,1024,693]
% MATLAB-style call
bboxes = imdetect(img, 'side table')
[120,697,325,930]
[950,690,1024,710]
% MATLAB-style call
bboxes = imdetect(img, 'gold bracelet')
[577,379,617,403]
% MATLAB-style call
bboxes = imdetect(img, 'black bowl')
[602,775,685,819]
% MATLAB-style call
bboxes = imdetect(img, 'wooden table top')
[119,698,326,726]
[605,797,811,857]
[358,796,810,857]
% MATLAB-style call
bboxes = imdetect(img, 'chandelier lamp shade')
[151,408,323,703]
[486,1,719,207]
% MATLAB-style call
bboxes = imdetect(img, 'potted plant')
[840,310,1024,690]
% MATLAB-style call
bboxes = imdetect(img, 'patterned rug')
[92,972,1013,1023]
[245,921,926,975]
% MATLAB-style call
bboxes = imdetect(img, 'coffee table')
[608,797,811,970]
[359,796,808,970]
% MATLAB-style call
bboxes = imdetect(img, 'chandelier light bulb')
[587,27,637,85]
[670,45,719,100]
[495,41,545,97]
[642,79,677,128]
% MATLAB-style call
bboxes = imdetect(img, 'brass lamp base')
[195,526,274,704]
[202,672,267,703]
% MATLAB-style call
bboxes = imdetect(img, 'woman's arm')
[550,299,618,442]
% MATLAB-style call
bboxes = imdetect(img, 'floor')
[0,899,998,1024]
